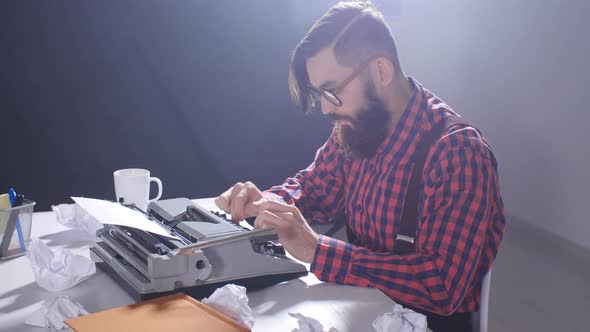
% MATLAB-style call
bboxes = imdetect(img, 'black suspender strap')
[393,114,469,254]
[394,115,493,332]
[340,114,485,253]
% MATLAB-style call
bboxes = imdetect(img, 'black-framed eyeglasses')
[309,54,387,108]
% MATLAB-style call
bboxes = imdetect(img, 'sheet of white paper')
[25,295,88,331]
[27,238,96,292]
[288,313,340,332]
[372,303,427,332]
[52,203,103,238]
[202,284,255,329]
[71,197,179,239]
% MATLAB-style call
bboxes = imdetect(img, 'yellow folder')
[65,292,251,332]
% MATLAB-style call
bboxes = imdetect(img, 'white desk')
[0,200,397,332]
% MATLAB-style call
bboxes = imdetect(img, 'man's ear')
[373,57,395,87]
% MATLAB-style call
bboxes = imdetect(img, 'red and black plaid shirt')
[266,77,505,315]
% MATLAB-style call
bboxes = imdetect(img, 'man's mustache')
[328,113,354,123]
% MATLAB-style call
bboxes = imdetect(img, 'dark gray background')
[0,1,349,210]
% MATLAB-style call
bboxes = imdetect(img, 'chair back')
[472,268,492,332]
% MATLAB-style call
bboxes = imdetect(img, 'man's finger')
[254,210,287,231]
[260,200,302,219]
[230,187,249,222]
[224,183,244,221]
[214,188,233,213]
[244,197,266,218]
[243,181,262,200]
[229,182,245,203]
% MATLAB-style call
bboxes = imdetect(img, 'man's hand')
[254,201,319,263]
[215,181,268,222]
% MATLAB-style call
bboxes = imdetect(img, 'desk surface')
[0,199,397,332]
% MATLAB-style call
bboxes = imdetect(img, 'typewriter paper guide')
[71,197,180,239]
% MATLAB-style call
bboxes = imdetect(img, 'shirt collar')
[371,76,425,158]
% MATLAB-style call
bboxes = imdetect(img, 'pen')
[8,188,26,251]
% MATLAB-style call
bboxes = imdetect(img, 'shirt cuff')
[261,191,290,204]
[310,234,353,284]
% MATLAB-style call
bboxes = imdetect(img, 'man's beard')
[333,82,391,159]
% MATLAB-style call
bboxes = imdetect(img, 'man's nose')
[320,97,337,115]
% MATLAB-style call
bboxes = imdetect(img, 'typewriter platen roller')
[90,198,308,301]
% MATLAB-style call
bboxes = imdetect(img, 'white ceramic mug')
[113,168,162,211]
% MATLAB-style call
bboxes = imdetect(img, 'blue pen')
[8,188,26,251]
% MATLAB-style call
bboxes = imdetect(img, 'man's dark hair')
[289,1,402,113]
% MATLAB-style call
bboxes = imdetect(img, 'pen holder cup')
[0,199,35,260]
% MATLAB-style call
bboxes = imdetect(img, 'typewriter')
[90,197,308,301]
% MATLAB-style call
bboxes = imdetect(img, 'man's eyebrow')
[318,80,337,90]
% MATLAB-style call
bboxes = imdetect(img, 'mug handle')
[148,177,163,203]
